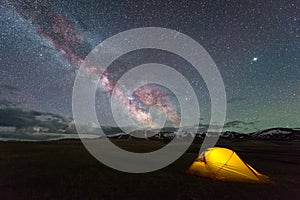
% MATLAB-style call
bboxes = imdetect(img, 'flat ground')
[0,139,299,200]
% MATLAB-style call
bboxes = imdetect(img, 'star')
[0,0,298,133]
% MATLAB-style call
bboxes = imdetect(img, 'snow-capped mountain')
[0,108,299,141]
[219,128,300,141]
[250,128,300,141]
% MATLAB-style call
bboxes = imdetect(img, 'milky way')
[11,2,180,128]
[1,0,299,132]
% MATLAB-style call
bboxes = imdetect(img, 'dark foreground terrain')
[0,139,299,200]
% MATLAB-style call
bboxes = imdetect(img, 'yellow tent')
[187,147,270,183]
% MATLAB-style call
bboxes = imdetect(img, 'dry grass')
[0,139,299,200]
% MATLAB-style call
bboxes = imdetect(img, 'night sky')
[0,0,299,132]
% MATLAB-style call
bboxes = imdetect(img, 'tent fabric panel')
[204,148,234,174]
[214,163,260,182]
[222,153,260,180]
[187,161,211,178]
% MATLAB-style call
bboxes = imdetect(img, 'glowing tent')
[187,147,270,183]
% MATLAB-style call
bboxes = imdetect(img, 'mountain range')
[0,108,299,141]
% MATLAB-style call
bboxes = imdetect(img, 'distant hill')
[218,128,300,141]
[249,128,300,141]
[0,108,299,141]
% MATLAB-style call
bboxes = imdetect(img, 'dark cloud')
[0,108,35,128]
[197,123,225,131]
[227,97,248,104]
[0,84,20,91]
[0,84,20,95]
[0,108,71,131]
[0,85,22,108]
[0,84,36,108]
[197,123,208,131]
[0,99,20,107]
[224,120,256,128]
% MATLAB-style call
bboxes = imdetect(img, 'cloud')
[0,84,22,107]
[0,108,35,128]
[0,84,36,107]
[195,119,258,132]
[0,108,72,131]
[0,99,20,107]
[227,97,247,104]
[0,84,20,95]
[197,123,226,132]
[224,120,256,128]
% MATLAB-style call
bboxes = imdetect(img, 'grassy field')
[0,139,299,200]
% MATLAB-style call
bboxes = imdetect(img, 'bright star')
[253,57,258,61]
